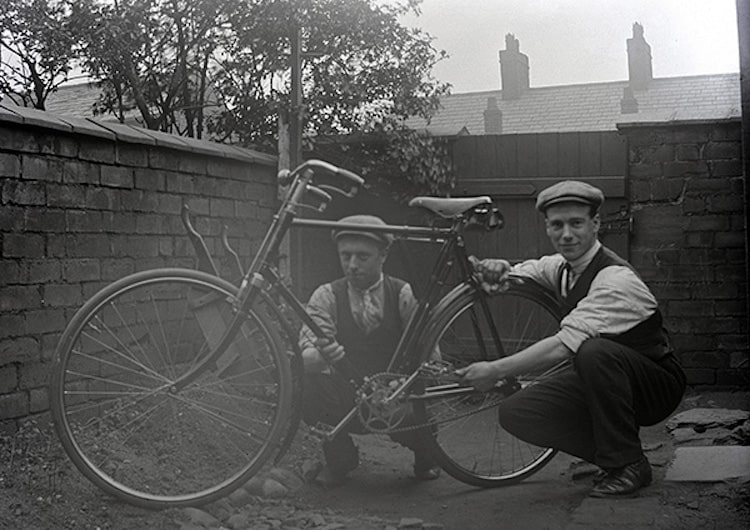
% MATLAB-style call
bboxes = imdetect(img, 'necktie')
[359,289,380,334]
[561,263,572,297]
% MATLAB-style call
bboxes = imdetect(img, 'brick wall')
[0,106,278,428]
[620,119,748,386]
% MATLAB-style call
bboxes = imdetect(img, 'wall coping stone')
[0,102,277,166]
[617,117,742,130]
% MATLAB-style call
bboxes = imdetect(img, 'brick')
[0,364,17,393]
[37,131,77,158]
[29,387,48,413]
[210,198,234,217]
[46,183,86,208]
[62,259,101,282]
[24,208,66,232]
[687,178,733,192]
[707,195,744,213]
[685,215,729,231]
[111,235,159,258]
[17,361,49,389]
[135,213,165,234]
[157,193,182,215]
[25,308,67,334]
[0,336,39,365]
[0,153,20,177]
[628,163,663,178]
[0,392,29,420]
[116,144,148,167]
[79,139,116,163]
[672,334,716,352]
[716,334,749,352]
[165,173,195,194]
[134,169,166,191]
[21,155,62,182]
[690,282,741,300]
[101,259,135,281]
[150,150,183,171]
[713,265,747,282]
[715,369,750,387]
[683,231,713,248]
[669,300,715,317]
[66,209,104,232]
[0,205,25,232]
[663,161,708,178]
[704,141,741,160]
[0,315,24,339]
[2,233,44,258]
[683,368,715,386]
[26,260,61,283]
[679,350,725,368]
[101,165,134,188]
[66,234,112,257]
[714,231,746,248]
[709,159,743,177]
[650,178,685,201]
[675,144,700,161]
[46,234,66,257]
[109,212,137,233]
[716,300,747,316]
[0,260,21,284]
[62,159,100,184]
[85,187,120,210]
[42,284,82,307]
[2,179,45,205]
[178,154,208,175]
[121,189,159,212]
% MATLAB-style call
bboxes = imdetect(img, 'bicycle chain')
[354,368,507,435]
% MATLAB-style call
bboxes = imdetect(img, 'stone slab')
[665,446,750,482]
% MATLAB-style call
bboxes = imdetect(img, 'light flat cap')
[331,214,394,247]
[535,180,605,212]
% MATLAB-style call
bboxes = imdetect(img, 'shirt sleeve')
[511,254,564,292]
[298,283,337,351]
[556,266,658,353]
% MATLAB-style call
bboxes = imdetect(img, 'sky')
[397,0,741,93]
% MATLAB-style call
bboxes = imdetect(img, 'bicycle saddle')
[408,196,492,218]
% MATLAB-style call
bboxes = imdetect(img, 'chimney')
[620,86,639,114]
[483,97,503,134]
[627,22,653,91]
[499,34,529,100]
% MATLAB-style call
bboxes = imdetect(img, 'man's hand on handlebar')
[315,338,346,364]
[469,256,512,294]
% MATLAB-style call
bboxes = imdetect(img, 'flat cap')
[331,214,394,247]
[535,180,604,212]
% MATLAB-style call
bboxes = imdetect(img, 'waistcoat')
[331,275,405,375]
[558,246,671,360]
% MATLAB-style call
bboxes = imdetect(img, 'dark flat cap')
[535,180,605,212]
[331,214,394,247]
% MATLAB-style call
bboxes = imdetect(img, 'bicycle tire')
[49,268,292,509]
[415,280,562,488]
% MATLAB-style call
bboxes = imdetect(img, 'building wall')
[620,119,748,386]
[0,112,278,428]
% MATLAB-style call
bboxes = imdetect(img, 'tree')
[0,0,77,110]
[70,0,239,137]
[70,0,454,196]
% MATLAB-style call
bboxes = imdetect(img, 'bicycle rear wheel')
[416,281,563,488]
[49,268,292,508]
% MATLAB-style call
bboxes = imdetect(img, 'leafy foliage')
[0,0,77,109]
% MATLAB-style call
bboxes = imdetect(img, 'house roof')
[405,72,741,136]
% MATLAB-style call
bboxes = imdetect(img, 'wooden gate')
[296,131,631,302]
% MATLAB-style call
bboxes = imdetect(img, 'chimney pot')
[627,22,653,91]
[499,34,529,100]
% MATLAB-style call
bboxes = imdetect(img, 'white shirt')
[512,241,658,353]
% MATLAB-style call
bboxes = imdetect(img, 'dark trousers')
[302,371,432,472]
[497,338,686,469]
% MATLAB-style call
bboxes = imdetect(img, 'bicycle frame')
[174,159,506,440]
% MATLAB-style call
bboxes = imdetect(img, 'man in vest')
[458,181,686,497]
[299,214,441,487]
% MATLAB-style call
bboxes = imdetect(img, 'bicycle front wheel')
[49,268,292,508]
[416,281,563,488]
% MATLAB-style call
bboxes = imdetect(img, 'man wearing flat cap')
[299,214,440,487]
[458,180,686,497]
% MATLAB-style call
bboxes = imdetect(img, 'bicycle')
[49,159,567,509]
